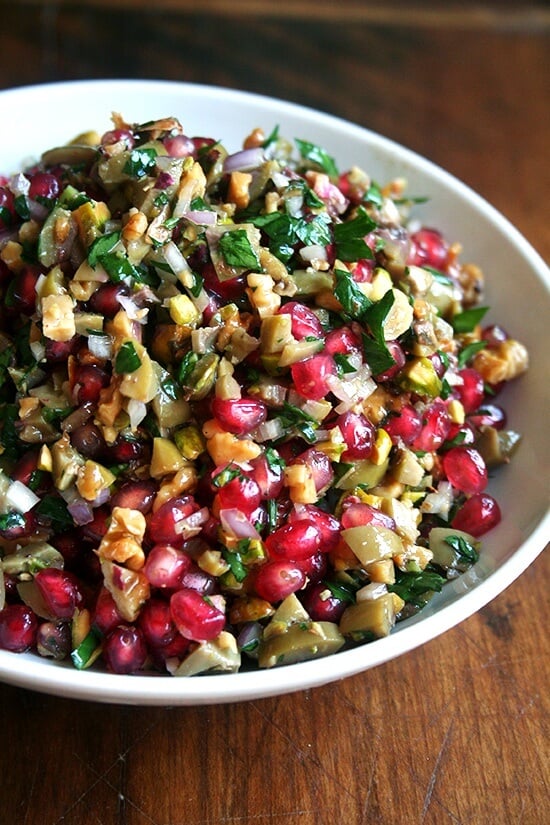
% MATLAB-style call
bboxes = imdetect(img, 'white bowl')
[0,79,548,705]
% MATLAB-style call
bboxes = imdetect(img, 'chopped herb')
[295,138,339,178]
[0,346,14,387]
[362,181,384,208]
[451,306,490,334]
[114,341,141,374]
[177,351,199,385]
[190,196,210,211]
[333,207,376,262]
[99,251,142,284]
[160,376,179,401]
[360,290,397,375]
[458,340,487,367]
[0,404,20,461]
[71,627,103,670]
[0,511,26,532]
[219,229,261,270]
[123,147,158,179]
[440,377,453,400]
[266,498,278,531]
[212,464,243,488]
[324,580,358,603]
[286,178,324,209]
[35,495,73,531]
[334,352,357,376]
[189,272,204,298]
[42,406,74,425]
[388,567,446,609]
[88,231,121,267]
[424,266,454,285]
[334,267,372,321]
[14,195,30,221]
[262,125,280,148]
[444,534,479,564]
[222,549,248,583]
[264,447,286,472]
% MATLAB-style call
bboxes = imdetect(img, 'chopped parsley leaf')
[114,341,141,374]
[295,138,339,178]
[219,229,261,270]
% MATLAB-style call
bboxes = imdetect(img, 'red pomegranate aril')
[0,186,16,228]
[289,505,341,553]
[413,399,452,452]
[278,301,324,339]
[324,326,361,356]
[88,283,129,317]
[0,511,38,540]
[337,411,375,460]
[101,128,135,151]
[211,397,267,435]
[341,502,396,531]
[451,493,501,537]
[10,266,40,315]
[92,588,123,635]
[73,364,110,404]
[70,422,107,458]
[103,625,148,674]
[10,451,39,486]
[266,519,322,561]
[139,597,181,648]
[295,551,328,582]
[375,340,407,381]
[180,563,217,596]
[170,588,226,642]
[482,324,508,346]
[426,351,447,379]
[36,620,72,660]
[291,353,336,401]
[45,335,80,363]
[301,582,347,622]
[146,496,199,545]
[111,480,157,513]
[352,258,374,282]
[201,262,246,302]
[444,422,476,448]
[249,452,285,499]
[28,172,60,201]
[0,604,38,652]
[442,446,488,495]
[108,435,147,463]
[409,227,449,269]
[81,506,110,542]
[215,474,262,517]
[163,134,195,157]
[292,447,334,494]
[384,405,423,445]
[144,544,192,589]
[253,561,306,603]
[455,368,485,414]
[34,568,84,619]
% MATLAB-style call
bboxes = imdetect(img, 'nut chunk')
[472,339,529,384]
[41,293,76,341]
[97,507,147,571]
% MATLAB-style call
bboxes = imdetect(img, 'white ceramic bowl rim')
[0,79,548,705]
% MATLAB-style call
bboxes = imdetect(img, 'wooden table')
[1,3,549,823]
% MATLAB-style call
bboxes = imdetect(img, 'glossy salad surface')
[0,114,529,676]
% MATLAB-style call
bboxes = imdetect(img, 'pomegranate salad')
[0,115,528,676]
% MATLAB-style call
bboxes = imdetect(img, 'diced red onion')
[127,398,147,430]
[162,240,193,285]
[223,148,265,174]
[356,582,388,602]
[181,210,218,226]
[5,480,40,514]
[174,506,210,538]
[9,173,30,197]
[28,200,49,222]
[300,244,328,263]
[219,509,262,540]
[237,622,262,656]
[250,418,285,443]
[420,481,453,519]
[90,487,111,508]
[61,488,94,526]
[117,293,142,321]
[271,171,292,190]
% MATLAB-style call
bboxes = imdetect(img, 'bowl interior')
[0,80,548,704]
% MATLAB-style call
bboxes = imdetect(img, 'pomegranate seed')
[34,568,84,619]
[103,625,147,674]
[92,588,124,635]
[201,262,246,302]
[0,604,38,652]
[409,227,449,269]
[352,258,374,282]
[70,422,107,458]
[88,283,130,317]
[455,368,485,414]
[266,519,322,561]
[10,266,40,315]
[163,134,195,157]
[144,544,192,589]
[482,324,508,346]
[295,551,328,582]
[146,497,199,545]
[291,448,334,494]
[412,399,452,452]
[278,301,324,339]
[288,505,341,553]
[426,351,447,379]
[45,335,80,363]
[253,560,306,603]
[444,422,476,448]
[451,493,501,537]
[0,186,17,228]
[301,582,347,622]
[81,506,110,542]
[139,597,182,648]
[101,128,135,151]
[10,450,40,486]
[72,364,110,404]
[337,411,375,460]
[375,340,406,381]
[36,620,72,660]
[108,435,147,463]
[214,470,262,517]
[170,588,226,642]
[180,562,217,596]
[341,502,396,531]
[442,446,488,495]
[111,480,157,513]
[324,326,361,355]
[291,353,336,400]
[384,405,423,445]
[28,172,60,201]
[211,397,267,435]
[0,511,38,540]
[249,452,285,499]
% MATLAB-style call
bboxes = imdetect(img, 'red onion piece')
[219,509,262,540]
[223,147,265,174]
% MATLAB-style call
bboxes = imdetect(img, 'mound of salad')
[0,115,529,676]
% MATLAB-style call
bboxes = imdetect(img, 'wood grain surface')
[1,4,549,824]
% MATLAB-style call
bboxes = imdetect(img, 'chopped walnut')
[472,339,529,384]
[97,506,147,571]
